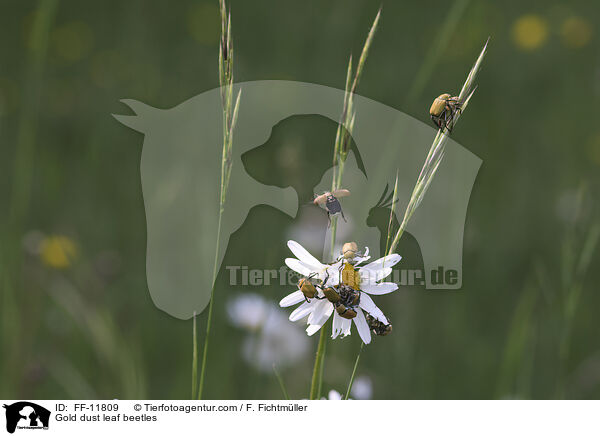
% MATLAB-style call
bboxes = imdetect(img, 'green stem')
[309,326,328,399]
[1,0,58,398]
[387,222,406,257]
[197,207,224,399]
[273,365,290,400]
[344,342,364,400]
[191,312,198,399]
[316,330,327,399]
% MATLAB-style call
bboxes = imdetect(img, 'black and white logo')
[3,402,50,434]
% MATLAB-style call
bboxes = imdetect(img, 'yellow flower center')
[341,263,361,290]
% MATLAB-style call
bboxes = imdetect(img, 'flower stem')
[191,312,198,399]
[196,0,240,400]
[311,8,380,402]
[316,331,327,399]
[2,0,58,399]
[309,326,328,400]
[344,342,364,400]
[273,365,290,400]
[197,209,223,399]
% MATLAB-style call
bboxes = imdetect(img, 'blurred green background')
[1,0,599,400]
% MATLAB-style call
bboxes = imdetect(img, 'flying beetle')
[429,93,462,133]
[313,189,350,226]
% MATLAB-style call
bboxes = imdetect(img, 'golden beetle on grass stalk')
[429,93,462,133]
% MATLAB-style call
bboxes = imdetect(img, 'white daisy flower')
[350,375,373,400]
[326,390,343,400]
[279,240,401,345]
[227,293,272,331]
[227,293,310,372]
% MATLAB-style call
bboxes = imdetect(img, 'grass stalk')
[384,171,400,263]
[309,327,328,399]
[310,9,381,400]
[273,365,290,400]
[329,8,380,260]
[1,0,58,398]
[191,312,198,399]
[495,281,538,398]
[556,217,600,398]
[316,331,327,399]
[344,342,364,400]
[387,38,488,256]
[9,0,59,227]
[197,0,241,400]
[331,8,380,192]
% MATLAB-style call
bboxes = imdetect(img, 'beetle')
[429,93,462,133]
[313,189,350,226]
[342,241,358,259]
[298,272,328,302]
[322,287,341,303]
[334,284,361,320]
[298,277,317,301]
[365,313,392,336]
[340,241,368,263]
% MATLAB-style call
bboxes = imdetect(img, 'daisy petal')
[361,254,402,272]
[287,240,324,270]
[332,311,342,339]
[285,258,316,277]
[308,300,334,326]
[321,262,342,286]
[359,293,388,324]
[353,255,371,267]
[340,316,352,337]
[307,299,327,324]
[353,308,371,344]
[361,282,398,295]
[317,302,334,326]
[306,323,323,336]
[361,267,393,283]
[328,390,342,400]
[279,290,305,307]
[289,302,313,321]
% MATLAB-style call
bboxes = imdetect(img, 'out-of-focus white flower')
[280,240,401,344]
[350,375,373,400]
[227,293,272,331]
[555,189,588,224]
[228,293,310,372]
[326,390,343,400]
[321,377,372,400]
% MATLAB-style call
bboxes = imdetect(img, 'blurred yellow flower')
[187,3,220,45]
[40,236,78,269]
[52,21,93,62]
[512,15,549,51]
[561,17,593,48]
